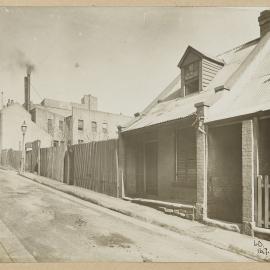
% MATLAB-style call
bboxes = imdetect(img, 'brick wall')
[195,103,208,220]
[242,119,255,234]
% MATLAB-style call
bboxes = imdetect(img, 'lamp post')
[20,121,27,173]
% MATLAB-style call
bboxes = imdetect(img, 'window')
[176,128,197,186]
[31,111,36,122]
[78,119,84,131]
[48,119,53,132]
[185,78,199,95]
[102,123,108,134]
[183,61,200,95]
[91,121,97,132]
[59,120,64,131]
[53,140,59,147]
[78,139,84,144]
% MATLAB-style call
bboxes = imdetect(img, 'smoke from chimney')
[13,50,36,74]
[11,50,35,112]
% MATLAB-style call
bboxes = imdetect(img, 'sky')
[0,7,266,116]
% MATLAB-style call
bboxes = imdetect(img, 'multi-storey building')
[30,94,132,146]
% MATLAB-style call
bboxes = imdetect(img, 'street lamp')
[20,121,27,173]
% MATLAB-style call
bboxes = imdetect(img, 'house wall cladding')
[124,123,197,204]
[40,145,66,181]
[201,59,223,91]
[68,139,119,197]
[207,124,242,223]
[0,149,21,170]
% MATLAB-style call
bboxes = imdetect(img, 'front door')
[145,141,158,195]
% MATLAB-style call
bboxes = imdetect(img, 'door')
[145,141,158,195]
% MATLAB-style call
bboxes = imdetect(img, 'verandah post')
[242,118,257,236]
[194,102,209,221]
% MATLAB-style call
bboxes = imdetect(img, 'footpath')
[13,170,270,262]
[0,217,36,263]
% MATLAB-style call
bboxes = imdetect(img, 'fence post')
[37,140,41,175]
[265,175,269,229]
[257,175,263,227]
[115,145,119,198]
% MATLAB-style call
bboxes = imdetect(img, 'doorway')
[208,124,242,223]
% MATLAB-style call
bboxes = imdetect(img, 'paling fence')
[40,144,66,182]
[0,149,21,170]
[64,139,119,197]
[2,139,120,198]
[256,175,270,229]
[25,140,40,173]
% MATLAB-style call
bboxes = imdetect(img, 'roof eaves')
[122,112,196,134]
[177,46,225,68]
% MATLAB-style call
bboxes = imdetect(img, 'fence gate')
[256,175,270,228]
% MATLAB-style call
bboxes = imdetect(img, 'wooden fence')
[64,139,119,197]
[40,145,66,182]
[0,149,21,171]
[256,175,270,229]
[25,140,40,173]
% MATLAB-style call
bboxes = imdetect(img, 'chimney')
[81,94,98,111]
[258,10,270,38]
[24,69,31,112]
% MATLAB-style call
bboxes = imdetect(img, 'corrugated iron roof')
[125,91,212,131]
[206,33,270,123]
[123,38,260,132]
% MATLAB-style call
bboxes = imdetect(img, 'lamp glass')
[21,121,27,134]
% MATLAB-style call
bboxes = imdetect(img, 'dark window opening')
[78,120,84,131]
[183,61,200,96]
[59,120,64,131]
[53,140,59,147]
[48,119,53,133]
[91,121,97,132]
[185,78,199,95]
[102,123,108,134]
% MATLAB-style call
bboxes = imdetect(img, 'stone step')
[157,206,195,220]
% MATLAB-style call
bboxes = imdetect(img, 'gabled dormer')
[178,46,224,97]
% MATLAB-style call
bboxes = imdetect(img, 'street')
[0,169,252,262]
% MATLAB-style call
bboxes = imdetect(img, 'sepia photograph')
[0,4,270,266]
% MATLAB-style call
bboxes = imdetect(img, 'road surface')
[0,169,252,262]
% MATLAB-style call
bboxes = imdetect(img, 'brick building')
[120,10,270,236]
[30,94,132,146]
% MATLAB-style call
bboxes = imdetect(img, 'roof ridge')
[216,37,260,58]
